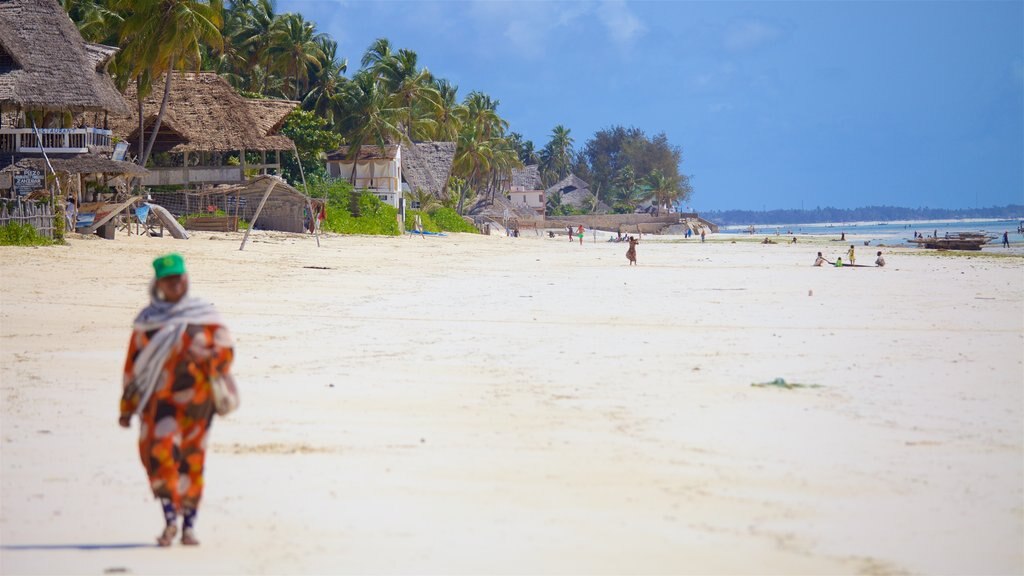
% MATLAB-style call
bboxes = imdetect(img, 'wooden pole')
[239,177,276,251]
[291,143,320,247]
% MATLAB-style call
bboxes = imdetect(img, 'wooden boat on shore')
[908,232,992,251]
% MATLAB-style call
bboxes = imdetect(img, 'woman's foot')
[181,527,199,546]
[156,524,177,547]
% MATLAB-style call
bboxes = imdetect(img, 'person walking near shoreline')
[120,253,237,547]
[847,245,856,265]
[1003,231,1010,248]
[626,236,638,265]
[577,224,584,246]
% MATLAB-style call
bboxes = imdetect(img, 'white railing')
[0,127,113,154]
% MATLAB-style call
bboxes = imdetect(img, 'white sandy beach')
[1,230,1022,575]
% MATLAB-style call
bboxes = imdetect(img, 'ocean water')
[720,219,1024,247]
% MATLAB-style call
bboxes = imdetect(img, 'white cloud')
[724,20,781,52]
[598,0,646,45]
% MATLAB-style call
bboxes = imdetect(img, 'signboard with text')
[13,169,43,196]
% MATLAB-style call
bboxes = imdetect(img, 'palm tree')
[406,188,440,213]
[540,124,573,183]
[360,37,393,72]
[376,48,439,140]
[267,12,327,100]
[114,0,224,167]
[452,123,494,214]
[646,169,680,214]
[429,78,464,142]
[63,0,121,44]
[336,70,404,181]
[302,38,348,125]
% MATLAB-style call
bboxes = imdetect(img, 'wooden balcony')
[0,127,113,154]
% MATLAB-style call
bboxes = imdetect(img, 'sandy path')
[1,231,1021,574]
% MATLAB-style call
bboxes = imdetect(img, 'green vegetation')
[307,178,399,236]
[429,207,478,233]
[62,2,694,217]
[0,222,53,246]
[404,210,440,233]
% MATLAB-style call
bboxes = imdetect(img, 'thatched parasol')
[402,142,457,198]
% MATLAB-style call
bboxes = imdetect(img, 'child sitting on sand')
[875,251,885,267]
[814,252,828,266]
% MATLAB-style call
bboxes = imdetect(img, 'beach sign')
[13,168,43,196]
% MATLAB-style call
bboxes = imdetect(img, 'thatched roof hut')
[325,145,399,162]
[511,164,541,190]
[545,174,610,214]
[107,72,297,155]
[0,0,129,115]
[402,142,456,197]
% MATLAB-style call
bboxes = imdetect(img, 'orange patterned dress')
[121,324,234,512]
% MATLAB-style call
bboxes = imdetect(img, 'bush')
[405,209,440,233]
[0,222,52,246]
[429,207,478,233]
[308,179,400,236]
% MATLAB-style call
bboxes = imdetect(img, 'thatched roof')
[1,153,148,176]
[466,192,539,221]
[0,0,129,114]
[511,164,541,190]
[325,145,399,162]
[247,99,298,140]
[108,72,297,153]
[545,173,611,214]
[402,142,456,197]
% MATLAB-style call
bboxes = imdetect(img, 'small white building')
[507,164,544,215]
[324,142,456,210]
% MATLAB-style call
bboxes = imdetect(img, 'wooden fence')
[0,201,55,239]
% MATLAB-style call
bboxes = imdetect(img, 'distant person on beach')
[1003,231,1010,248]
[65,196,77,232]
[834,257,844,268]
[567,226,573,242]
[626,236,638,265]
[875,251,885,267]
[120,253,237,547]
[814,252,827,266]
[792,236,797,243]
[840,232,845,241]
[577,224,584,245]
[700,229,706,243]
[847,245,856,265]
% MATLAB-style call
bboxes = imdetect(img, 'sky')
[278,0,1024,211]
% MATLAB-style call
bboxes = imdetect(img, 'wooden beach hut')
[0,0,144,204]
[107,72,298,187]
[0,0,151,240]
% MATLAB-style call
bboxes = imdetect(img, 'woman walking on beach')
[626,236,638,265]
[847,245,856,265]
[577,224,585,245]
[119,253,237,547]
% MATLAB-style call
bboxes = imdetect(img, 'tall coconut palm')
[452,124,495,214]
[267,12,326,100]
[646,169,680,214]
[360,37,393,73]
[302,38,348,125]
[114,0,224,167]
[376,48,440,140]
[336,70,404,181]
[540,124,573,183]
[429,78,464,142]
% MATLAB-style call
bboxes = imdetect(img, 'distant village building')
[545,174,610,214]
[507,164,544,216]
[0,0,146,203]
[324,142,456,209]
[107,72,297,187]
